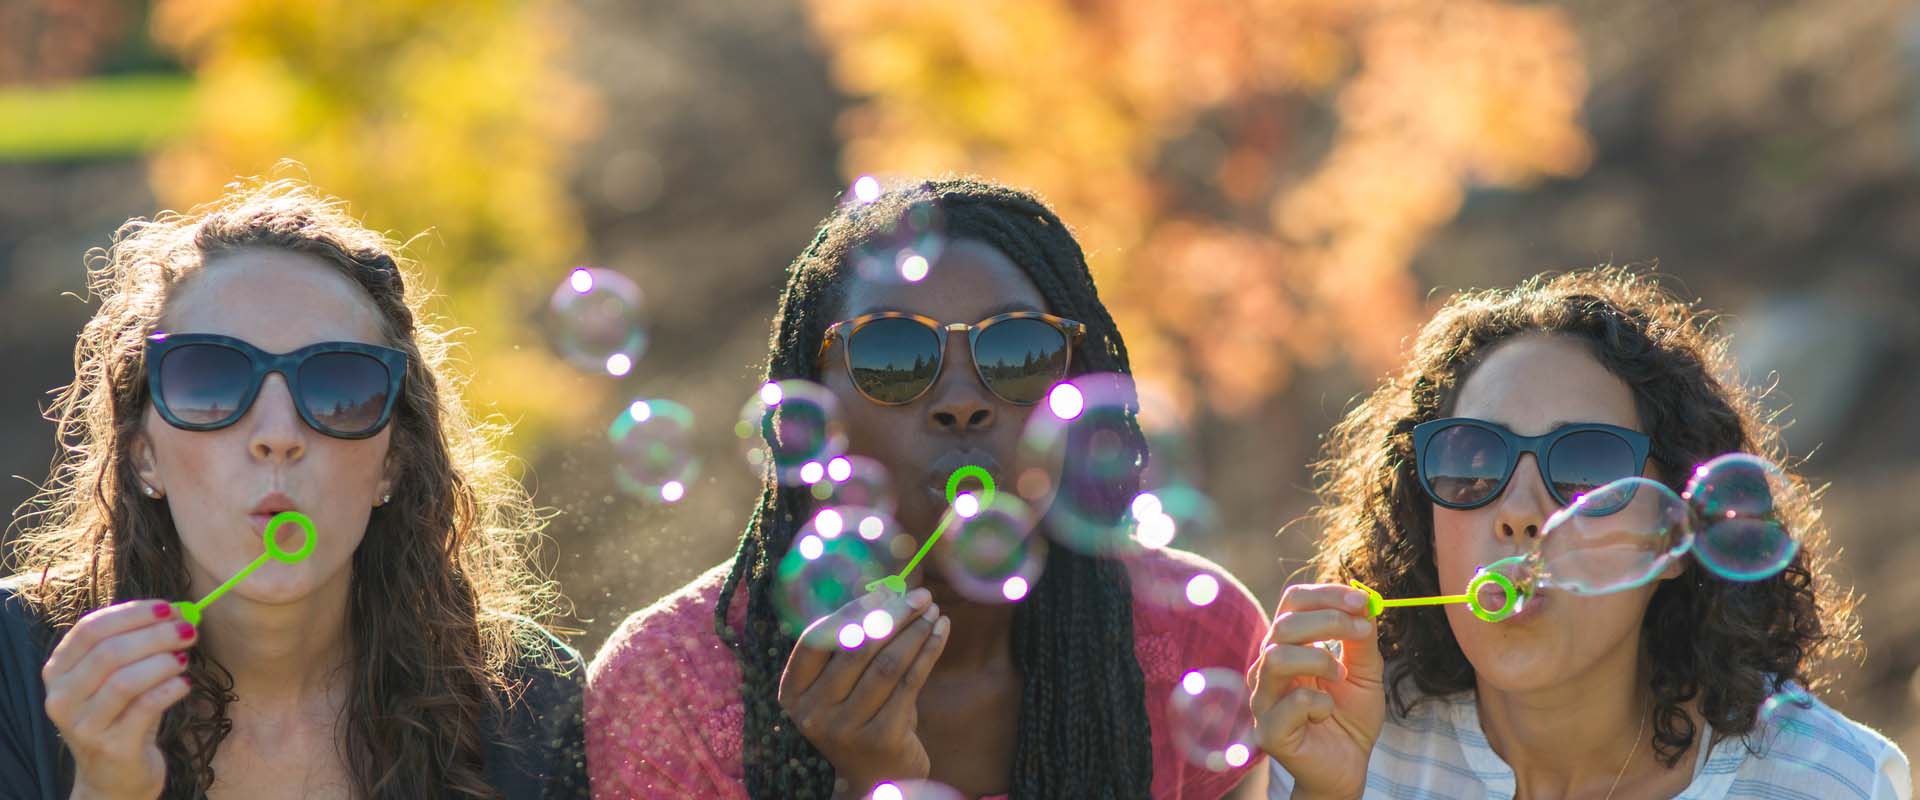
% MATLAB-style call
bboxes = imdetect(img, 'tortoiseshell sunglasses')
[819,311,1084,405]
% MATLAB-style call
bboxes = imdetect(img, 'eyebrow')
[854,301,1046,320]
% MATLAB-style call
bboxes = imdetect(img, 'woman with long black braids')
[588,177,1269,799]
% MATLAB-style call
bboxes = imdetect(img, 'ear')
[131,429,164,497]
[375,451,400,505]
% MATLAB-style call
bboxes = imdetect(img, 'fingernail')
[181,675,191,688]
[154,603,173,619]
[925,603,939,620]
[907,588,932,608]
[934,616,951,637]
[1346,592,1367,610]
[174,651,188,666]
[176,622,196,640]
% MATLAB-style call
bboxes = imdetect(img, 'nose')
[1492,452,1554,543]
[925,327,996,434]
[246,374,308,463]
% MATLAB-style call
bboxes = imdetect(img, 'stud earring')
[143,485,159,498]
[380,492,392,506]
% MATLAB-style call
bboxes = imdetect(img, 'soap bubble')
[1167,668,1256,772]
[1756,683,1815,726]
[773,506,908,636]
[807,455,896,514]
[936,494,1046,604]
[869,781,964,800]
[1684,454,1800,581]
[547,267,646,376]
[736,380,849,486]
[608,399,698,504]
[1538,477,1691,594]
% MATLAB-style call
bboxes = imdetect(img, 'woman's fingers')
[1254,685,1336,752]
[843,608,941,723]
[45,613,195,731]
[1267,607,1372,648]
[867,614,950,740]
[798,592,932,707]
[781,589,930,707]
[42,601,179,685]
[68,651,189,741]
[1250,643,1342,713]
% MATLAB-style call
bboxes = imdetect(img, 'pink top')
[587,547,1270,799]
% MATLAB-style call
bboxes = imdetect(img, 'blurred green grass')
[0,74,192,161]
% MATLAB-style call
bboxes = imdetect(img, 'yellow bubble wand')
[171,511,316,625]
[866,466,994,595]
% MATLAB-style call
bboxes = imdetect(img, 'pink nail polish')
[175,651,188,666]
[176,622,196,640]
[154,603,173,619]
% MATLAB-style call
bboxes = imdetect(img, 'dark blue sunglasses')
[1413,417,1650,510]
[146,332,407,440]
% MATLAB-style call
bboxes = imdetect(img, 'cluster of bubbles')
[1476,452,1806,620]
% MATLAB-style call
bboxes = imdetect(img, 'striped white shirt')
[1268,687,1911,799]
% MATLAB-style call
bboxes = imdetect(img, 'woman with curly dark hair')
[1251,268,1908,799]
[0,178,585,799]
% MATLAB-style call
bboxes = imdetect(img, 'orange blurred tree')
[146,0,601,444]
[807,0,1593,415]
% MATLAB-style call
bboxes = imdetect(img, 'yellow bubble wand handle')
[866,466,995,595]
[172,511,316,625]
[1351,556,1528,624]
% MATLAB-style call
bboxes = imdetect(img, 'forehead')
[1451,333,1641,436]
[160,247,388,350]
[837,238,1050,321]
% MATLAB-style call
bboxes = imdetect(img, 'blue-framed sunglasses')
[145,332,407,440]
[1412,417,1651,510]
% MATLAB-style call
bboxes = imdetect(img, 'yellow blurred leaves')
[147,0,599,447]
[808,0,1593,416]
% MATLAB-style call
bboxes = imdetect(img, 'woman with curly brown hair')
[0,178,585,799]
[1251,268,1908,799]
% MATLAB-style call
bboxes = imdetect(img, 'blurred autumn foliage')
[145,0,605,445]
[808,0,1593,415]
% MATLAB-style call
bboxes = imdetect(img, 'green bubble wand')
[865,466,995,595]
[171,511,316,625]
[1350,555,1531,623]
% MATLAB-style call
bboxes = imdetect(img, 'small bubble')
[852,175,881,204]
[838,623,866,649]
[608,398,698,504]
[1167,667,1256,773]
[900,253,930,282]
[953,494,980,518]
[1047,383,1085,420]
[797,535,824,561]
[1002,576,1029,601]
[547,267,646,375]
[828,456,853,482]
[1186,574,1220,606]
[800,461,826,485]
[862,608,896,639]
[814,509,844,539]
